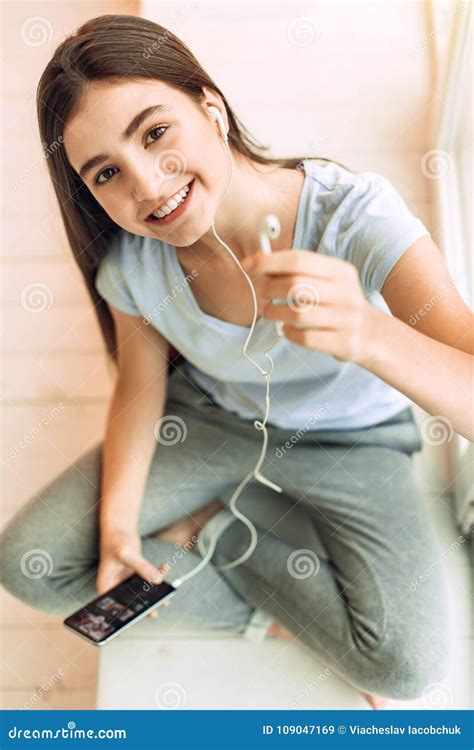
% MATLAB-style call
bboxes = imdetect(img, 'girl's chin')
[144,213,215,246]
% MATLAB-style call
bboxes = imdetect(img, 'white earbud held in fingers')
[258,213,280,255]
[258,214,284,337]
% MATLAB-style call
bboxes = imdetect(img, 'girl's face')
[64,80,229,245]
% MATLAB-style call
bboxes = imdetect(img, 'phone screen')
[64,573,176,645]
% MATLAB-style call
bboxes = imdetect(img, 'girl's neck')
[178,158,305,269]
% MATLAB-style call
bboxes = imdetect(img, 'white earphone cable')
[172,110,283,587]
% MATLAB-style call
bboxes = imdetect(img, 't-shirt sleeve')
[94,239,141,317]
[330,172,430,294]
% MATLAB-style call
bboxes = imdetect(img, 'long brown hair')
[36,13,351,371]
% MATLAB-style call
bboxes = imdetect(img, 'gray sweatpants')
[0,363,450,700]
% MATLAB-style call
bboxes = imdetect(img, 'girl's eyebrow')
[78,103,170,180]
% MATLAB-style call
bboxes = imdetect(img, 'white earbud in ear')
[207,105,228,142]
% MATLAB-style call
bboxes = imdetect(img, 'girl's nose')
[132,177,162,203]
[129,162,166,203]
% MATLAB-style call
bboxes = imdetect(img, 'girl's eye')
[95,166,118,186]
[93,125,168,187]
[144,124,167,146]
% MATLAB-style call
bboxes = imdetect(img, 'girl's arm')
[245,234,473,441]
[96,307,174,595]
[358,235,474,441]
[99,308,171,535]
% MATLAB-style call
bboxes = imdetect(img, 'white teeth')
[151,183,191,219]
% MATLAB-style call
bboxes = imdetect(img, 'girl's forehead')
[79,78,178,107]
[66,79,193,135]
[63,81,192,172]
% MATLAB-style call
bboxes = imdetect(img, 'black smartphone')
[63,573,177,646]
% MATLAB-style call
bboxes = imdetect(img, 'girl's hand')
[97,529,171,619]
[242,249,375,364]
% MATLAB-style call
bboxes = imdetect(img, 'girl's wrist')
[99,496,141,535]
[99,517,138,546]
[99,531,139,564]
[353,305,386,369]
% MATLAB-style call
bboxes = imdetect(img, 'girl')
[1,14,472,710]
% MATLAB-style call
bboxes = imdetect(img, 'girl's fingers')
[260,274,335,303]
[264,303,343,329]
[118,547,169,584]
[245,248,338,278]
[148,599,172,618]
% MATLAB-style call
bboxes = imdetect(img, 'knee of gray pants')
[0,523,78,616]
[2,535,47,613]
[347,562,452,704]
[362,618,451,701]
[208,514,451,702]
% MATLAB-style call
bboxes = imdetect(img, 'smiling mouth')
[145,179,195,223]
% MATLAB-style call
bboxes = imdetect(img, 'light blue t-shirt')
[95,159,429,431]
